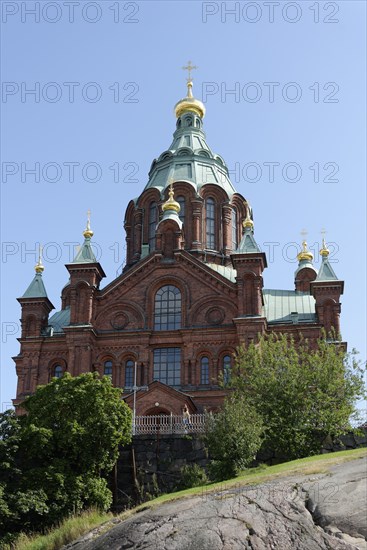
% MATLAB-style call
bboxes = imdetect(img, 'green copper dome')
[143,84,236,199]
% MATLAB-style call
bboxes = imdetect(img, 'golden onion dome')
[320,237,330,257]
[242,202,254,229]
[35,245,44,273]
[83,209,94,239]
[162,184,181,213]
[297,240,314,262]
[174,80,206,119]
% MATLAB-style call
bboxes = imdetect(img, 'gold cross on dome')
[321,227,327,238]
[300,228,308,239]
[86,209,91,230]
[182,61,198,81]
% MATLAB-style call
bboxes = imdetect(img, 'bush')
[205,396,263,481]
[178,464,208,489]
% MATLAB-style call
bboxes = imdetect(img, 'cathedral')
[13,74,344,416]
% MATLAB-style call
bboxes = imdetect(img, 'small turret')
[231,204,267,317]
[65,211,106,325]
[17,245,54,337]
[294,239,317,292]
[310,237,344,336]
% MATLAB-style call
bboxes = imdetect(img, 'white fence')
[133,413,207,435]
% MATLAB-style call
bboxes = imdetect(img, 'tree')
[229,333,366,460]
[205,395,263,480]
[0,373,132,543]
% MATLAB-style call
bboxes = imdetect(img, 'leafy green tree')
[0,373,131,544]
[205,395,263,480]
[230,333,366,459]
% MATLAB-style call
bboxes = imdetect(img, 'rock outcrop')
[66,456,366,550]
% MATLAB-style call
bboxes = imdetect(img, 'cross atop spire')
[35,244,44,273]
[83,209,94,239]
[182,61,198,82]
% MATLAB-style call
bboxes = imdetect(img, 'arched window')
[223,355,231,385]
[154,285,181,330]
[104,360,113,377]
[125,360,134,388]
[148,201,157,252]
[54,365,63,378]
[200,356,209,385]
[231,208,237,250]
[177,195,185,223]
[206,197,215,249]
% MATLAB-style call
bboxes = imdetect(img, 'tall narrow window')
[154,285,181,330]
[206,197,215,249]
[200,356,209,385]
[223,355,231,385]
[148,201,157,252]
[177,195,185,223]
[153,348,181,386]
[54,365,63,378]
[231,208,237,250]
[104,360,113,377]
[125,360,134,388]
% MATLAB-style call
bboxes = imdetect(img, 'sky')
[1,0,366,413]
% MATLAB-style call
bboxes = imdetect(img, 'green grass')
[126,447,367,512]
[12,509,113,550]
[11,448,366,550]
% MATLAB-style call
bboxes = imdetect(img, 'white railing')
[133,413,207,435]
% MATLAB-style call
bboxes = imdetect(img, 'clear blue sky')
[1,1,366,413]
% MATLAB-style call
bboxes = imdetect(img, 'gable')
[94,251,237,331]
[124,381,196,415]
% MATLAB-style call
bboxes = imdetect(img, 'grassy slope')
[15,448,367,550]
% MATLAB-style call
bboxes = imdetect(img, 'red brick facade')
[13,92,345,415]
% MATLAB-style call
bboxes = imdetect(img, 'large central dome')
[143,80,236,199]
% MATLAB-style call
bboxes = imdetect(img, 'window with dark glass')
[154,285,181,330]
[177,195,185,223]
[104,360,113,377]
[125,360,134,387]
[54,365,63,378]
[200,356,209,385]
[148,201,157,252]
[153,348,181,386]
[223,355,231,385]
[206,197,215,249]
[232,208,237,250]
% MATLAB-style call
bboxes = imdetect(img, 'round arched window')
[104,360,113,377]
[223,355,231,385]
[200,356,209,385]
[125,360,134,388]
[54,365,63,378]
[154,285,182,330]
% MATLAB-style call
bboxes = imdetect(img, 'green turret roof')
[235,226,261,254]
[72,236,97,264]
[315,255,339,281]
[22,272,48,298]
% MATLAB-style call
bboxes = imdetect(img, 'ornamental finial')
[174,61,205,118]
[35,244,44,273]
[320,230,330,257]
[243,201,254,229]
[83,209,94,239]
[162,179,181,213]
[297,231,314,262]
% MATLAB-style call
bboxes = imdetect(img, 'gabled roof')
[48,307,71,333]
[263,289,316,324]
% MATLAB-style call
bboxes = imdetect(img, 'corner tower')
[124,74,250,270]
